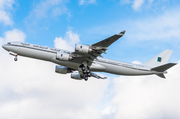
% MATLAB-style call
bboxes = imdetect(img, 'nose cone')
[2,44,7,50]
[2,44,5,49]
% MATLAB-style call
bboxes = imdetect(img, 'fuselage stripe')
[7,44,57,54]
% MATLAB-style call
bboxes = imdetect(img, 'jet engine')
[56,52,73,61]
[75,44,93,54]
[55,65,71,74]
[71,72,82,80]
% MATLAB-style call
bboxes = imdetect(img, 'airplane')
[2,30,177,81]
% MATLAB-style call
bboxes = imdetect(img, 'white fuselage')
[2,42,155,76]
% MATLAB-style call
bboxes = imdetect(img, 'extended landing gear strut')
[9,52,18,61]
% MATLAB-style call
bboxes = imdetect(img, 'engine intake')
[56,52,73,61]
[55,65,71,74]
[75,44,93,54]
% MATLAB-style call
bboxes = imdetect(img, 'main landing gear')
[80,65,91,81]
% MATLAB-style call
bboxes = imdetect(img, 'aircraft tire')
[86,69,90,73]
[84,77,88,81]
[14,57,17,61]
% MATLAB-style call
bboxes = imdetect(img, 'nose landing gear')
[14,55,18,61]
[9,51,18,61]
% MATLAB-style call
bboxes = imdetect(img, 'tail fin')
[143,49,173,68]
[151,63,177,79]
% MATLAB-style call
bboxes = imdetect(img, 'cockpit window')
[7,42,11,44]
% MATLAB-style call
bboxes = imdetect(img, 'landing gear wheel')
[82,66,85,71]
[82,74,88,81]
[84,77,88,81]
[79,64,90,81]
[14,57,17,61]
[86,69,90,73]
[83,70,87,74]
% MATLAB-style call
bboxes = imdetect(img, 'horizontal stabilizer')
[151,63,176,72]
[156,74,166,79]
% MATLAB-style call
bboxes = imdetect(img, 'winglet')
[118,30,126,35]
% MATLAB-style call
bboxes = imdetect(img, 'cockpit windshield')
[7,42,11,44]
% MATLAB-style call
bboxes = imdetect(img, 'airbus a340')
[2,31,176,81]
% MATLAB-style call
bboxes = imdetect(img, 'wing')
[71,30,126,64]
[92,30,126,47]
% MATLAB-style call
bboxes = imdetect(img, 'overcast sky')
[1,0,180,119]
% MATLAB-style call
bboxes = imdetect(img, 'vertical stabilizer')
[143,49,173,68]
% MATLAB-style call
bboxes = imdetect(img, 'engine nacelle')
[56,52,73,61]
[75,44,92,54]
[71,72,82,80]
[55,65,71,74]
